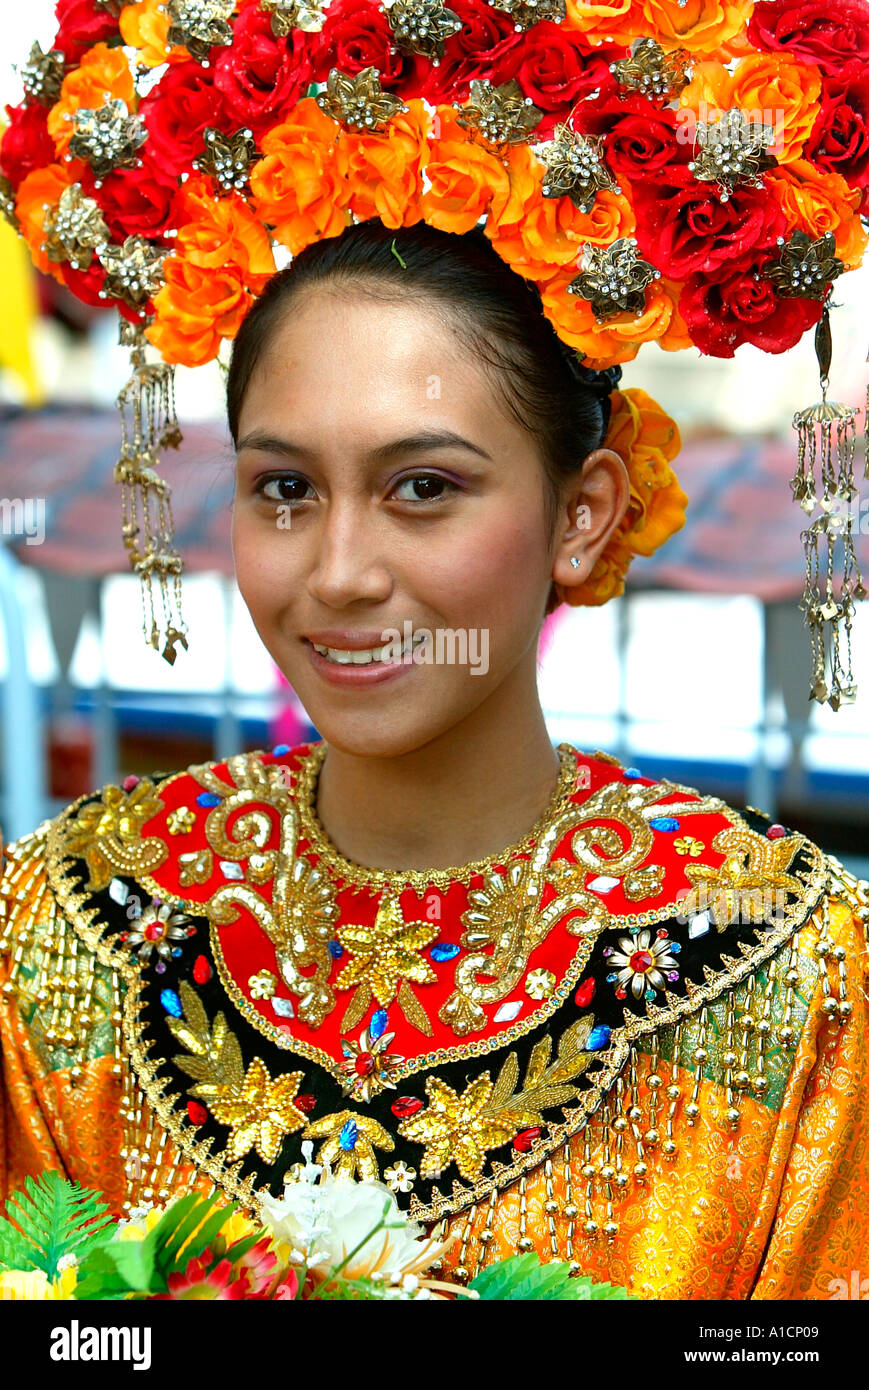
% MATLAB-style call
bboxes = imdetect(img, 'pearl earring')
[570,556,581,569]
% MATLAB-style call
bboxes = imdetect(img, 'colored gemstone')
[656,928,669,939]
[767,824,786,839]
[186,926,197,937]
[645,987,656,1000]
[219,860,244,880]
[624,768,643,779]
[650,817,680,832]
[615,988,627,1000]
[196,793,221,807]
[155,961,166,974]
[272,744,290,756]
[370,1009,388,1041]
[603,947,614,958]
[667,971,679,982]
[391,1096,422,1118]
[629,949,653,973]
[513,1128,541,1153]
[606,972,618,983]
[585,1023,612,1050]
[328,940,343,959]
[354,1052,376,1077]
[161,989,182,1018]
[575,978,596,1008]
[172,948,182,958]
[186,1100,208,1126]
[122,775,140,791]
[339,1119,358,1152]
[430,942,460,962]
[296,1094,316,1114]
[668,942,681,953]
[494,1001,522,1023]
[193,955,212,984]
[143,922,165,941]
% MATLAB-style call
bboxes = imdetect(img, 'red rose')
[214,6,314,135]
[573,84,687,179]
[54,0,118,62]
[0,101,57,190]
[748,0,869,79]
[392,0,522,103]
[680,254,824,356]
[311,0,409,84]
[140,63,232,178]
[806,59,869,193]
[82,151,181,242]
[631,167,787,280]
[489,27,628,139]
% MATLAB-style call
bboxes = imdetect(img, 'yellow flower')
[0,1266,77,1299]
[116,1205,164,1241]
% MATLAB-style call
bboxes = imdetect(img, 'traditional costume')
[1,0,869,1300]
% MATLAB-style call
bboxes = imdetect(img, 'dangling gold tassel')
[792,305,864,710]
[115,316,188,665]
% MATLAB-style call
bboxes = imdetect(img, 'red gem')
[143,922,165,941]
[629,949,653,973]
[575,978,596,1008]
[187,1101,208,1126]
[354,1052,376,1076]
[122,775,140,791]
[186,926,197,937]
[391,1096,422,1118]
[513,1127,541,1153]
[656,928,669,939]
[616,988,627,1000]
[295,1094,316,1114]
[193,955,212,984]
[767,824,786,839]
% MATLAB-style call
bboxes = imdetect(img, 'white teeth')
[311,632,427,665]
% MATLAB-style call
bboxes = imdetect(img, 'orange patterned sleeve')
[748,875,869,1300]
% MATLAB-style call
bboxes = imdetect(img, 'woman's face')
[232,286,619,758]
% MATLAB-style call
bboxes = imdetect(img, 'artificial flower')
[119,0,190,68]
[679,251,824,356]
[562,0,645,48]
[337,99,430,230]
[250,98,351,255]
[54,0,118,63]
[679,54,823,164]
[418,104,513,235]
[806,61,869,203]
[47,42,136,160]
[641,0,754,57]
[310,0,414,88]
[488,24,628,141]
[147,257,256,366]
[81,149,181,243]
[0,1266,77,1300]
[139,62,233,178]
[573,85,688,179]
[14,162,75,279]
[0,102,57,191]
[747,0,869,78]
[488,175,635,284]
[767,160,868,270]
[213,5,314,137]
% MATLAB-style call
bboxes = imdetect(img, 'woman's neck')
[313,677,562,874]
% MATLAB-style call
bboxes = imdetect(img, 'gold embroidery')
[248,970,277,999]
[167,807,196,835]
[335,888,438,1035]
[338,1023,404,1101]
[302,1110,395,1180]
[682,826,804,928]
[178,848,213,885]
[62,780,167,890]
[525,968,556,1000]
[674,836,704,856]
[623,865,665,900]
[398,1075,518,1181]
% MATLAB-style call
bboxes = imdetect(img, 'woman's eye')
[392,473,458,503]
[257,475,313,503]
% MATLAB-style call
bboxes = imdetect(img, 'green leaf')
[467,1252,633,1301]
[0,1172,114,1279]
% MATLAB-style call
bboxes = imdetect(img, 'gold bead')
[628,1105,642,1122]
[738,1014,755,1032]
[666,1084,680,1101]
[662,1139,677,1156]
[644,1128,660,1146]
[612,1116,628,1133]
[603,1221,618,1239]
[647,1074,662,1089]
[815,941,829,958]
[722,1050,737,1067]
[478,1228,495,1244]
[569,1260,581,1275]
[564,1203,578,1219]
[734,1070,751,1090]
[70,1065,82,1080]
[77,1012,91,1027]
[453,1266,469,1282]
[778,1024,795,1044]
[633,1160,647,1178]
[751,1075,767,1095]
[615,1171,629,1187]
[832,945,846,961]
[821,996,840,1018]
[785,969,799,986]
[685,1101,700,1119]
[544,1199,559,1215]
[755,1018,771,1036]
[692,1047,708,1064]
[516,1236,534,1252]
[725,1107,740,1126]
[581,1163,596,1179]
[45,1028,57,1043]
[583,1218,598,1236]
[838,1000,853,1018]
[1,981,14,997]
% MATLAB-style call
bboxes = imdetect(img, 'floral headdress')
[2,0,867,703]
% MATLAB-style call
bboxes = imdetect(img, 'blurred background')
[1,5,867,876]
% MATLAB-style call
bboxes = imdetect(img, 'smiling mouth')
[308,631,428,665]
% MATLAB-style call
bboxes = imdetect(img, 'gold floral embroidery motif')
[302,1110,395,1180]
[681,826,805,928]
[336,888,438,1036]
[62,780,168,890]
[178,848,213,885]
[623,865,666,900]
[166,980,307,1165]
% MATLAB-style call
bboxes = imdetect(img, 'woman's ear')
[550,447,630,597]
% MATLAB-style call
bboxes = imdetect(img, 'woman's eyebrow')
[235,427,493,463]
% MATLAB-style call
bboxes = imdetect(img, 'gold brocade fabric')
[1,751,868,1301]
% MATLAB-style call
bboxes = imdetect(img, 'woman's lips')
[302,637,421,687]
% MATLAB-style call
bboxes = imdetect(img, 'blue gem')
[196,793,221,808]
[649,816,680,832]
[161,989,182,1018]
[172,947,183,958]
[272,744,290,756]
[339,1119,358,1152]
[340,1040,353,1059]
[370,1009,388,1041]
[669,942,681,953]
[624,768,643,779]
[328,940,343,959]
[606,972,618,983]
[585,1024,612,1051]
[430,942,460,963]
[645,987,656,1000]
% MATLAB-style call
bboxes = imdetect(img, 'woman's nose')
[305,505,393,608]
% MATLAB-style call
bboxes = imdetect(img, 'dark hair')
[227,218,622,540]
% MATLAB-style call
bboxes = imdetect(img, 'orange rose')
[338,99,429,230]
[767,161,868,271]
[119,0,190,67]
[48,43,136,158]
[14,163,76,280]
[174,177,276,290]
[562,0,645,46]
[641,0,753,55]
[250,98,351,255]
[418,107,512,234]
[681,55,822,163]
[540,272,678,365]
[147,256,253,367]
[488,185,635,284]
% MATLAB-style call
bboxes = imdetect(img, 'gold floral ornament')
[610,37,691,105]
[535,124,621,214]
[567,237,661,322]
[167,979,308,1164]
[767,230,844,302]
[680,825,804,929]
[490,0,566,31]
[166,0,236,63]
[62,778,167,891]
[166,805,196,835]
[18,42,67,107]
[674,835,704,857]
[259,0,329,37]
[120,899,194,962]
[66,100,147,183]
[98,237,167,308]
[454,78,543,151]
[383,0,463,63]
[42,185,109,272]
[339,1023,405,1102]
[604,928,680,1001]
[194,128,262,195]
[302,1110,395,1180]
[384,1160,417,1193]
[688,108,778,203]
[316,66,409,132]
[248,969,277,999]
[335,889,438,1036]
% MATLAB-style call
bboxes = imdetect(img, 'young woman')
[1,219,867,1301]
